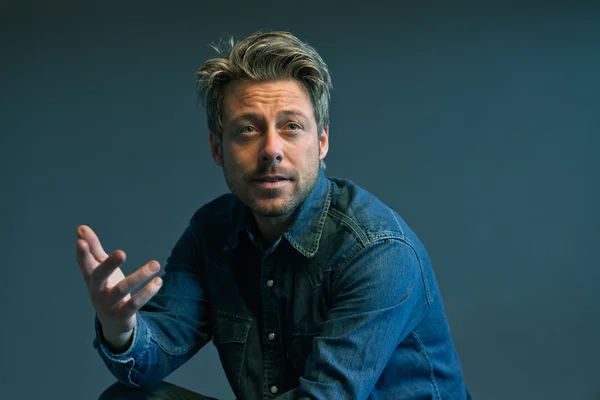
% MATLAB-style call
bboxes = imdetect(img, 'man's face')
[210,79,329,220]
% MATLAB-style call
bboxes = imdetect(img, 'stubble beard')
[223,163,319,219]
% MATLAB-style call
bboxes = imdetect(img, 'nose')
[259,128,284,165]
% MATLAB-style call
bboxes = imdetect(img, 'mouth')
[252,176,291,188]
[254,175,288,182]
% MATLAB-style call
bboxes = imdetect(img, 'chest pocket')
[286,332,319,378]
[211,310,251,396]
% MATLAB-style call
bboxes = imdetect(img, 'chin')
[251,201,295,219]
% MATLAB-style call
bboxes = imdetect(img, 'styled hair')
[194,30,333,168]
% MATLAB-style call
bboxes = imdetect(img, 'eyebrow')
[280,110,310,120]
[229,110,310,124]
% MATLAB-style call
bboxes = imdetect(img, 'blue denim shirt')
[93,170,472,399]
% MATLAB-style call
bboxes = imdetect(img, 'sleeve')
[275,238,431,400]
[93,216,212,388]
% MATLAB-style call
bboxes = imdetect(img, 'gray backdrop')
[1,1,599,399]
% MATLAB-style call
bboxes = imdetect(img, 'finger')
[76,239,98,279]
[76,225,109,263]
[104,261,161,308]
[113,277,163,320]
[89,250,127,292]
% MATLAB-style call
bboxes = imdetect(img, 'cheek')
[224,145,247,168]
[294,145,320,172]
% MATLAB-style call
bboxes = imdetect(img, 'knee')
[97,382,140,400]
[97,381,214,400]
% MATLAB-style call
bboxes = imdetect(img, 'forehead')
[223,79,312,118]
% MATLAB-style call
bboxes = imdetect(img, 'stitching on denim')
[327,207,369,247]
[379,214,432,307]
[332,238,432,308]
[151,328,195,356]
[311,181,333,252]
[209,310,250,397]
[213,309,253,323]
[387,207,406,239]
[412,331,442,400]
[397,238,433,308]
[369,230,403,241]
[124,358,140,388]
[330,237,364,285]
[285,181,332,258]
[334,236,397,275]
[234,339,247,397]
[116,315,153,360]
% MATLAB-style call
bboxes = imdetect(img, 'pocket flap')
[212,310,251,345]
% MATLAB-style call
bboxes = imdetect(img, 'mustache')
[247,167,296,180]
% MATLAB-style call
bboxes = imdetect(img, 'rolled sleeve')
[91,216,212,388]
[93,313,151,388]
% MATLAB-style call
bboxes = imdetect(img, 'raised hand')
[75,225,163,352]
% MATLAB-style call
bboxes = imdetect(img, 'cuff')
[93,314,150,386]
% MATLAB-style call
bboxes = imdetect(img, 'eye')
[239,125,256,135]
[286,123,301,131]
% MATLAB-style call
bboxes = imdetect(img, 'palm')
[96,258,129,302]
[76,224,161,345]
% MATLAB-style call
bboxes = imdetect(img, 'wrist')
[104,328,134,354]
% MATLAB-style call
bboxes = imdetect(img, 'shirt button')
[270,385,279,394]
[268,332,276,341]
[266,280,274,288]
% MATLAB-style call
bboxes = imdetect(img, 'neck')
[253,212,295,246]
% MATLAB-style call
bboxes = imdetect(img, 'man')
[77,30,472,399]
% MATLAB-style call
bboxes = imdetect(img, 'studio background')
[1,1,598,399]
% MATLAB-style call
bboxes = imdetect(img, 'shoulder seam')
[333,237,433,307]
[327,207,369,247]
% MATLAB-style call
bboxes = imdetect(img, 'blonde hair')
[195,30,333,168]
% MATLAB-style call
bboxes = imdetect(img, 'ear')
[318,126,329,160]
[209,132,223,167]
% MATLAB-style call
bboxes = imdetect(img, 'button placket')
[259,254,284,398]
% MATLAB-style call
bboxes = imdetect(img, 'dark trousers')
[98,381,219,400]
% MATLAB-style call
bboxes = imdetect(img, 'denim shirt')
[93,170,471,400]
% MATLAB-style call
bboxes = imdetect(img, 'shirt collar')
[224,169,331,257]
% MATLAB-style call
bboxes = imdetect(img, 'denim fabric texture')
[94,170,471,399]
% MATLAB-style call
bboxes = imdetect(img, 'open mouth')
[252,176,290,188]
[257,177,287,182]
